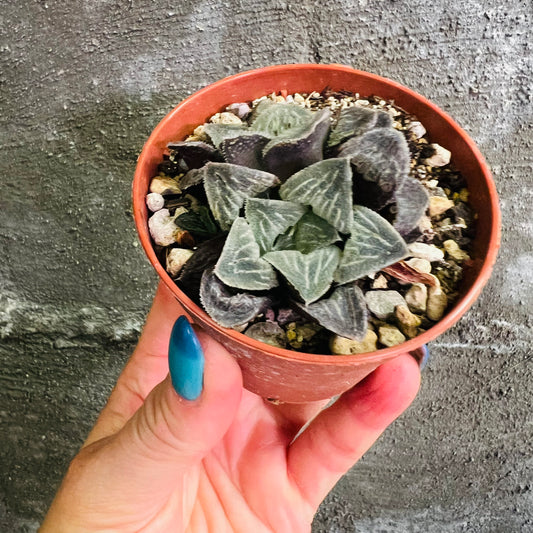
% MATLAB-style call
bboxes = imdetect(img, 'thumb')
[107,318,243,496]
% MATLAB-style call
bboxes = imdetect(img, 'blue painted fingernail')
[168,316,204,401]
[419,345,430,371]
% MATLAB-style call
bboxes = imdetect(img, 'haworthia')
[335,205,409,284]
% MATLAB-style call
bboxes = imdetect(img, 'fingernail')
[168,316,204,400]
[409,345,430,371]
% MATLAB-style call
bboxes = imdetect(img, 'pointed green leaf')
[271,227,298,252]
[245,198,307,254]
[214,218,278,291]
[250,100,314,137]
[295,283,368,340]
[204,162,280,230]
[262,108,332,180]
[279,158,353,233]
[203,123,248,148]
[200,269,272,328]
[335,205,409,284]
[293,211,340,254]
[263,246,341,304]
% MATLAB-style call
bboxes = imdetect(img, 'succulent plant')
[157,98,434,345]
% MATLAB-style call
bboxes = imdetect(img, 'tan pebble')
[394,305,422,338]
[166,248,194,277]
[275,95,286,103]
[149,176,181,195]
[378,325,406,347]
[427,285,448,321]
[372,274,388,289]
[405,258,432,274]
[330,328,378,355]
[193,124,208,140]
[293,93,305,103]
[443,239,471,262]
[209,112,243,125]
[429,196,455,217]
[405,283,428,313]
[457,188,470,202]
[424,143,451,167]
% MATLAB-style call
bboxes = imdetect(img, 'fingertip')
[343,353,420,430]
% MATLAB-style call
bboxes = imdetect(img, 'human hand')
[40,281,420,533]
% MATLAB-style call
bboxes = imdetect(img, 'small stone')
[372,274,388,289]
[378,325,406,347]
[209,111,243,125]
[408,242,445,262]
[148,208,181,246]
[166,248,194,277]
[330,328,378,355]
[149,176,181,195]
[423,143,451,167]
[427,285,448,321]
[443,239,471,262]
[405,283,428,313]
[456,188,469,202]
[192,124,208,141]
[429,196,455,217]
[394,304,422,338]
[418,215,433,233]
[405,258,432,274]
[365,290,407,320]
[409,120,426,138]
[226,102,251,119]
[293,93,305,103]
[146,192,165,212]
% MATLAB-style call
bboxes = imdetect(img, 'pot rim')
[133,63,501,366]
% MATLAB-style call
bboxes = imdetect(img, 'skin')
[40,282,420,533]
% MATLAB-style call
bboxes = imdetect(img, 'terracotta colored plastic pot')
[133,64,501,403]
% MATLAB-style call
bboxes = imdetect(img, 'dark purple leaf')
[177,234,227,301]
[262,108,332,181]
[199,269,272,328]
[167,141,223,169]
[294,283,368,340]
[221,133,270,169]
[393,177,430,236]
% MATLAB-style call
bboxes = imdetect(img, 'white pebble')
[405,258,432,274]
[148,209,179,247]
[146,192,165,212]
[409,120,427,138]
[408,242,445,262]
[166,248,194,277]
[424,143,451,167]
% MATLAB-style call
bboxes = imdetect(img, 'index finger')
[287,354,420,509]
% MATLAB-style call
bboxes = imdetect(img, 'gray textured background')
[1,0,532,531]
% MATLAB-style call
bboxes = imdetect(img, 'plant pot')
[132,64,501,403]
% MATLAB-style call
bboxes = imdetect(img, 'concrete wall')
[1,1,531,531]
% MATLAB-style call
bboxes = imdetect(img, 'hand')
[40,282,420,533]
